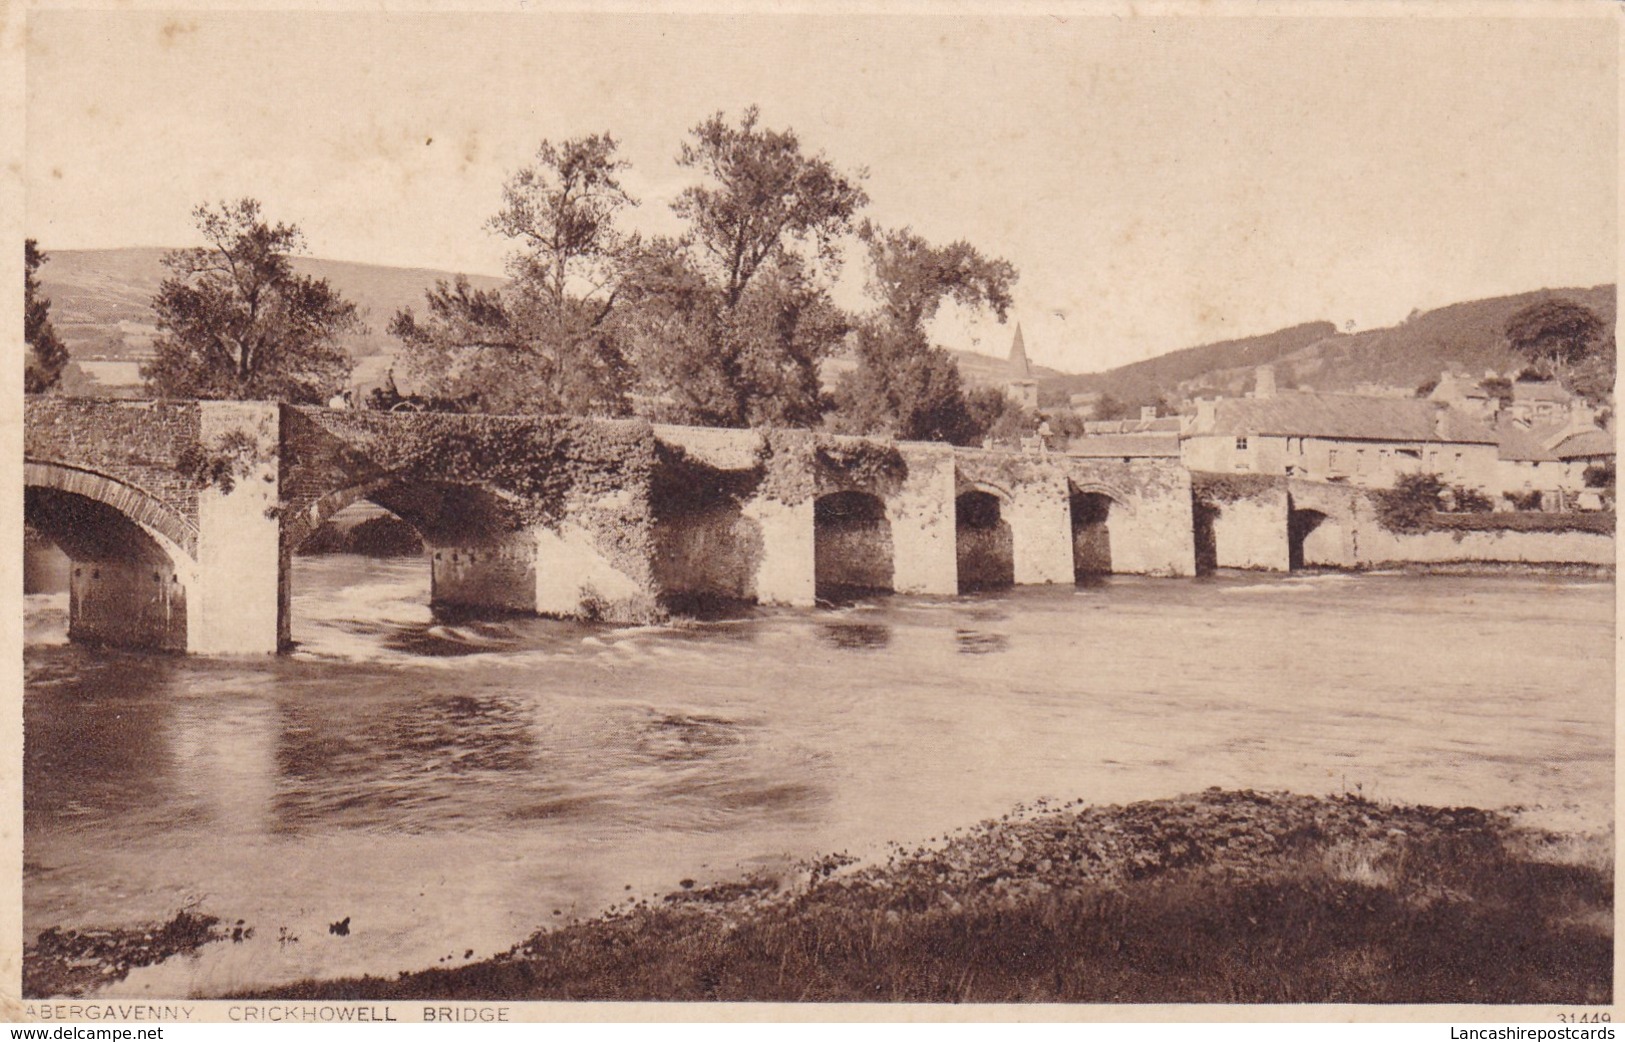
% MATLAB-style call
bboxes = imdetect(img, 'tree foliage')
[674,106,867,308]
[830,222,1019,444]
[1478,375,1513,409]
[625,109,864,427]
[390,107,1019,437]
[25,239,69,393]
[143,200,360,402]
[1503,299,1608,382]
[392,135,637,415]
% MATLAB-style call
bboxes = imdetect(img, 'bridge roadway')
[25,398,1198,655]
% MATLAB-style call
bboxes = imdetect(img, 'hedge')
[1415,511,1615,535]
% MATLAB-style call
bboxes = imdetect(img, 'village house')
[1429,368,1615,504]
[1177,367,1501,489]
[1504,379,1574,425]
[1066,408,1184,460]
[1426,371,1501,419]
[1494,407,1615,506]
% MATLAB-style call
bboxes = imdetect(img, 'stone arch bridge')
[25,398,1197,654]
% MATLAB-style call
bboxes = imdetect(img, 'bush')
[1422,511,1614,535]
[1583,462,1614,490]
[1505,489,1545,512]
[1373,473,1447,532]
[1448,485,1495,513]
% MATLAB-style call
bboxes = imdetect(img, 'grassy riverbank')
[247,790,1610,1004]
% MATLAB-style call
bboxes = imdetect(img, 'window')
[1235,436,1249,451]
[1328,448,1341,471]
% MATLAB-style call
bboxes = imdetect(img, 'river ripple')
[23,556,1614,996]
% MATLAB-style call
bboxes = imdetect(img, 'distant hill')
[949,347,1065,389]
[35,247,505,366]
[1041,285,1616,407]
[35,246,1071,394]
[35,248,1612,410]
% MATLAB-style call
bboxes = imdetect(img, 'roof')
[1429,373,1493,402]
[1512,381,1573,404]
[1551,428,1615,460]
[1067,432,1182,458]
[1497,424,1563,462]
[1191,392,1498,444]
[1084,416,1183,435]
[1496,421,1615,462]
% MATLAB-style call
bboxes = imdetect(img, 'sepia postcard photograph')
[10,0,1619,1021]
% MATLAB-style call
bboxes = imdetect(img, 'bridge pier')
[1010,475,1075,586]
[192,403,284,655]
[68,556,191,653]
[743,495,816,607]
[430,534,536,614]
[534,494,662,620]
[888,445,958,596]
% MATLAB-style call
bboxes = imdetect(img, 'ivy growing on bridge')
[1189,471,1287,507]
[755,431,909,506]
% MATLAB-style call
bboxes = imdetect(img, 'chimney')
[1195,397,1217,431]
[1255,365,1276,399]
[1140,405,1157,421]
[1433,404,1450,439]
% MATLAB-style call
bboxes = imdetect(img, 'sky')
[24,7,1620,374]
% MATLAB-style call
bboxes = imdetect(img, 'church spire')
[1008,322,1032,377]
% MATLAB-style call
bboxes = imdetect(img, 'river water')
[23,556,1615,998]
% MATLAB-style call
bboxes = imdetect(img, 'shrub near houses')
[1373,472,1615,535]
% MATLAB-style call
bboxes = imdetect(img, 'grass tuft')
[221,790,1610,1003]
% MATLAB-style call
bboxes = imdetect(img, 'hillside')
[950,347,1065,389]
[34,247,1070,395]
[35,247,506,366]
[1041,285,1616,407]
[34,248,1612,409]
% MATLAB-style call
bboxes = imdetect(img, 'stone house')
[1427,371,1501,419]
[1495,410,1615,502]
[1179,367,1500,489]
[1504,380,1574,425]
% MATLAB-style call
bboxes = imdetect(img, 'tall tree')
[392,135,636,415]
[1503,299,1608,383]
[674,106,868,307]
[142,200,360,402]
[831,222,1018,443]
[626,108,865,427]
[24,239,69,393]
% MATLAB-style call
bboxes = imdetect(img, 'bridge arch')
[1069,481,1129,579]
[24,461,198,652]
[955,485,1015,590]
[25,461,199,559]
[289,475,531,552]
[282,475,547,648]
[1287,504,1347,570]
[813,490,894,599]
